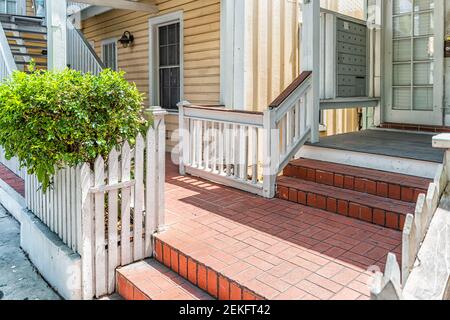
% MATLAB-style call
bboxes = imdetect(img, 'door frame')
[383,0,445,126]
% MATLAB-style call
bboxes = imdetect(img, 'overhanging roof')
[72,0,159,13]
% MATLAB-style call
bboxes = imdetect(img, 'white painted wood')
[80,163,93,300]
[107,148,119,294]
[67,19,104,75]
[46,0,67,71]
[120,142,131,266]
[251,127,258,184]
[299,145,439,179]
[70,167,76,251]
[301,0,320,143]
[218,123,225,174]
[205,122,211,172]
[148,11,184,106]
[0,23,17,77]
[134,134,144,260]
[145,125,156,257]
[20,118,168,298]
[178,104,186,175]
[156,111,167,231]
[94,156,106,297]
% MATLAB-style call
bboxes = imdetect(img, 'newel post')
[301,0,320,143]
[146,107,167,233]
[46,0,67,71]
[433,134,450,182]
[263,108,278,198]
[177,101,191,175]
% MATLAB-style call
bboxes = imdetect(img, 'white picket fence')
[0,146,26,179]
[371,140,449,300]
[25,107,167,299]
[178,71,313,198]
[401,164,445,284]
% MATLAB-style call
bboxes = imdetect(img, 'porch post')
[301,0,320,143]
[46,0,67,71]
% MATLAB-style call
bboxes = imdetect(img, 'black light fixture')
[118,31,134,48]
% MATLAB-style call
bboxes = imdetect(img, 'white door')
[384,0,445,125]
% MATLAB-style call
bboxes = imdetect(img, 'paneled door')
[384,0,444,125]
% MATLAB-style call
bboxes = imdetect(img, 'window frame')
[149,11,184,113]
[0,0,25,15]
[101,38,118,71]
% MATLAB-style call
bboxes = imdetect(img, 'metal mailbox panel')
[336,17,367,97]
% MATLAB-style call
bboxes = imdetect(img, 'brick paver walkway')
[156,157,402,300]
[0,164,24,196]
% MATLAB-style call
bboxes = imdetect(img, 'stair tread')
[117,259,214,300]
[3,28,46,35]
[278,176,416,214]
[13,52,47,57]
[6,35,47,42]
[289,158,431,190]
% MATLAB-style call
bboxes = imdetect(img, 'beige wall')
[243,0,300,112]
[80,0,366,152]
[26,0,34,16]
[81,0,221,151]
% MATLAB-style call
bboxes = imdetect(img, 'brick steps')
[277,159,425,231]
[116,259,214,300]
[154,238,265,300]
[284,158,430,203]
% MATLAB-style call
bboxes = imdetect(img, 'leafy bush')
[0,67,147,191]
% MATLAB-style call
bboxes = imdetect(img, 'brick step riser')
[117,272,150,300]
[277,186,407,231]
[154,238,265,300]
[283,164,427,203]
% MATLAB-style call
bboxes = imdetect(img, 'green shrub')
[0,67,147,191]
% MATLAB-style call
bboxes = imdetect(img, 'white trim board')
[219,0,246,110]
[298,145,439,179]
[148,11,184,108]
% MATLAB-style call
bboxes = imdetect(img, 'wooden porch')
[309,129,444,164]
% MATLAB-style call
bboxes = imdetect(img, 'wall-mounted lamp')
[118,31,134,48]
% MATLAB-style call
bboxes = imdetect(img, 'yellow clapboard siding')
[26,0,34,16]
[82,0,221,149]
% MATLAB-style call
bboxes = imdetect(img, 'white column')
[301,0,320,143]
[219,0,246,110]
[46,0,67,71]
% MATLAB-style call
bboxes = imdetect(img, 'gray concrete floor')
[0,205,60,300]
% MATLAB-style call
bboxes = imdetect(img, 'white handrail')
[179,72,313,198]
[67,18,104,75]
[0,23,17,78]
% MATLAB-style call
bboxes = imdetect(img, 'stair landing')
[147,158,403,300]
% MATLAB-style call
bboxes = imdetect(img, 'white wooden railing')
[25,107,167,299]
[179,71,313,198]
[0,23,26,179]
[371,135,449,300]
[67,18,104,75]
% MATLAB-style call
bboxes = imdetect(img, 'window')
[392,0,435,111]
[158,23,180,110]
[0,0,18,14]
[102,40,117,71]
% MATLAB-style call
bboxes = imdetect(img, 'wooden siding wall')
[445,0,450,115]
[81,0,221,152]
[244,0,300,112]
[26,0,34,16]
